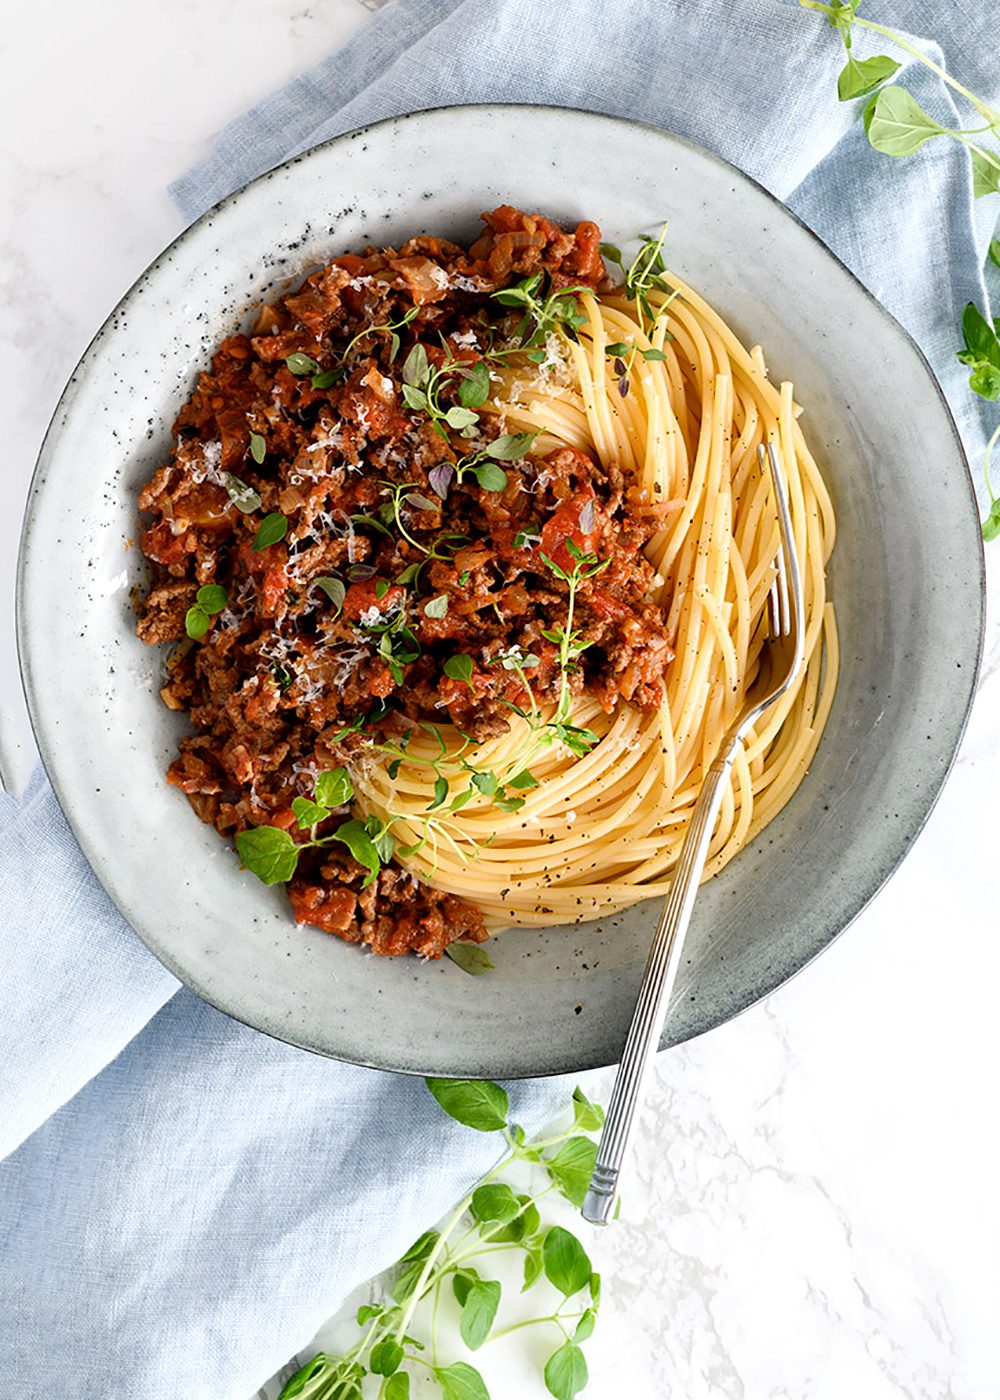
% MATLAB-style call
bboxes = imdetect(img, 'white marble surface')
[5,2,1000,1397]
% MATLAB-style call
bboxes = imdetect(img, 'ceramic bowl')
[17,106,984,1077]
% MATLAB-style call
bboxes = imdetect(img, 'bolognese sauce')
[136,207,675,958]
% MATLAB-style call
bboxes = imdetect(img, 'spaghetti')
[354,280,837,927]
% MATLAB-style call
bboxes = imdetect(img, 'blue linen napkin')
[2,2,997,1397]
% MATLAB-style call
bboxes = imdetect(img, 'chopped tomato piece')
[539,487,598,574]
[260,563,289,618]
[140,521,189,566]
[289,882,357,933]
[587,588,629,621]
[342,579,405,622]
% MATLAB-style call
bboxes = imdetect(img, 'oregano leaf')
[424,1078,509,1132]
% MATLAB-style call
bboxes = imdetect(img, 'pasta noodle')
[353,279,838,927]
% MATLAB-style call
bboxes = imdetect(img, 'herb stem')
[431,1276,442,1368]
[949,133,1000,173]
[853,15,1000,125]
[392,1154,510,1344]
[483,1313,561,1344]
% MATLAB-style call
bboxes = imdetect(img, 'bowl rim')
[16,102,987,1077]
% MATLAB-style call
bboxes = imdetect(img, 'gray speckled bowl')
[17,107,985,1078]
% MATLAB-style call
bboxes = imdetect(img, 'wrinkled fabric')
[4,2,996,1396]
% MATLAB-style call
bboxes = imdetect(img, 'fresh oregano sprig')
[957,302,1000,402]
[490,273,589,355]
[236,767,390,888]
[341,306,421,365]
[276,1081,607,1400]
[184,584,228,640]
[798,1,1000,195]
[800,3,1000,543]
[537,539,608,757]
[401,344,485,441]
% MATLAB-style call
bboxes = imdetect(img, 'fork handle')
[581,750,734,1225]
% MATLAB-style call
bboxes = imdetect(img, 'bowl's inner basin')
[19,108,982,1076]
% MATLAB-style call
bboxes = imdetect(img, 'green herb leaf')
[276,1354,337,1400]
[972,150,1000,199]
[249,432,267,465]
[470,771,499,798]
[355,1303,385,1326]
[401,383,428,411]
[311,368,342,389]
[285,352,320,375]
[490,1192,539,1243]
[543,1342,589,1400]
[494,795,525,813]
[222,473,263,513]
[236,826,300,885]
[969,364,1000,400]
[983,498,1000,542]
[426,774,449,811]
[196,584,227,614]
[444,654,475,686]
[253,512,288,550]
[866,86,943,158]
[313,576,345,613]
[542,1226,593,1298]
[184,605,210,640]
[470,1182,519,1223]
[605,341,631,357]
[385,1374,410,1400]
[545,1136,599,1208]
[406,492,439,512]
[445,943,495,975]
[435,1361,491,1400]
[551,723,600,757]
[459,1279,501,1351]
[424,593,449,619]
[291,796,329,829]
[374,827,396,862]
[962,302,1000,364]
[399,1228,440,1264]
[446,405,480,430]
[391,1259,426,1304]
[458,361,491,408]
[640,346,669,361]
[837,52,899,101]
[316,767,353,808]
[369,1340,404,1377]
[331,818,380,887]
[589,1271,601,1304]
[507,770,539,790]
[990,240,1000,271]
[424,1077,509,1132]
[402,343,430,387]
[575,1308,597,1343]
[571,1085,605,1131]
[452,1269,479,1308]
[486,432,537,461]
[599,242,623,267]
[473,463,508,492]
[522,1245,543,1292]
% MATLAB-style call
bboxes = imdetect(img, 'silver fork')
[582,442,806,1226]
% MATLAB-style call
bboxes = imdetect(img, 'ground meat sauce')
[136,207,675,958]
